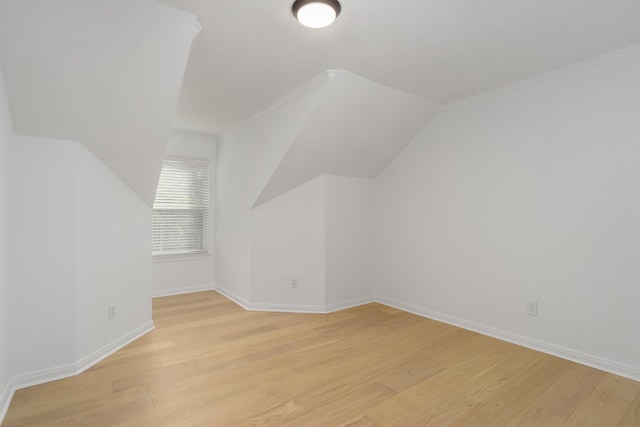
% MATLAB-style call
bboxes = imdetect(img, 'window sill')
[152,253,212,263]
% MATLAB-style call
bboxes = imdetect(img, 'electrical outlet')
[108,304,116,319]
[526,301,538,316]
[291,278,299,289]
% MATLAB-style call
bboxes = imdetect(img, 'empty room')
[0,0,639,425]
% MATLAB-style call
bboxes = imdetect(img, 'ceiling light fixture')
[292,0,341,29]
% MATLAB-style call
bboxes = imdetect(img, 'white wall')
[9,135,154,380]
[152,131,216,297]
[325,175,375,310]
[249,174,375,312]
[0,64,13,415]
[216,79,327,302]
[250,175,326,310]
[374,48,640,378]
[217,69,433,307]
[75,147,152,360]
[10,137,78,376]
[0,0,201,206]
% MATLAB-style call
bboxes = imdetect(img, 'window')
[152,157,209,256]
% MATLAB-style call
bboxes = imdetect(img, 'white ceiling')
[0,0,200,206]
[157,0,640,137]
[254,69,440,206]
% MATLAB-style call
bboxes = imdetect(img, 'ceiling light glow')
[292,0,341,29]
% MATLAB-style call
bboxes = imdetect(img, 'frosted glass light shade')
[292,0,341,29]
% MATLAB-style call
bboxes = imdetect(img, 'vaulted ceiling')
[0,0,200,206]
[253,69,439,207]
[157,0,639,136]
[0,0,637,205]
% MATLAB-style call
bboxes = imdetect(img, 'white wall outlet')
[291,278,299,289]
[108,304,116,319]
[526,301,538,316]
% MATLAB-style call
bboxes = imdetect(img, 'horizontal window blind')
[153,158,209,256]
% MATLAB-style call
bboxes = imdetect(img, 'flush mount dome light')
[292,0,341,29]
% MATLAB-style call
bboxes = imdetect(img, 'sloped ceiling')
[156,0,639,136]
[0,0,201,206]
[0,1,636,205]
[253,69,439,207]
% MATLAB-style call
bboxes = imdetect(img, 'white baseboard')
[214,285,251,310]
[248,302,328,313]
[11,321,154,390]
[215,285,374,314]
[153,283,215,298]
[376,295,640,382]
[0,377,15,425]
[325,296,375,313]
[3,292,636,425]
[0,321,155,424]
[74,321,155,377]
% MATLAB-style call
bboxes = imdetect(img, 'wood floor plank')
[562,389,630,426]
[505,404,566,427]
[618,392,640,427]
[377,355,445,392]
[226,398,306,427]
[337,414,383,426]
[596,373,640,402]
[445,356,571,427]
[2,290,638,427]
[533,363,605,418]
[277,382,397,427]
[381,345,552,426]
[366,338,521,425]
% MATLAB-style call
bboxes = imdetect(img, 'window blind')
[152,158,209,256]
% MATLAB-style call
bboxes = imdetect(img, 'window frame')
[152,156,210,259]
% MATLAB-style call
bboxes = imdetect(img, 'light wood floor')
[3,291,639,426]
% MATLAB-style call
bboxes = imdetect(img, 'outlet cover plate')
[527,301,538,316]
